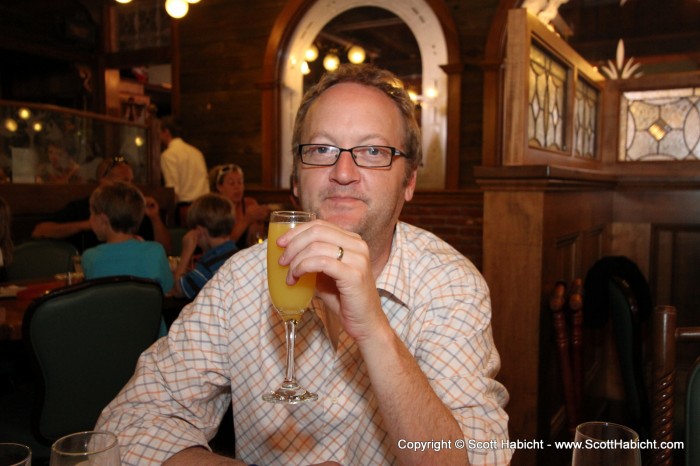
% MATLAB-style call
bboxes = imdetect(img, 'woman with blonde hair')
[208,164,269,248]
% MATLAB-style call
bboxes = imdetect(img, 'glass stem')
[283,319,298,386]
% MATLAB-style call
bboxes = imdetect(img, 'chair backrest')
[22,275,163,444]
[650,305,700,466]
[6,240,78,281]
[607,276,651,440]
[686,357,700,466]
[584,256,652,439]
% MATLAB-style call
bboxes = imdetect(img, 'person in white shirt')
[159,115,210,209]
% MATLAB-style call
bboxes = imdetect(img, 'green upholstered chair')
[686,357,700,466]
[22,275,163,444]
[6,240,78,281]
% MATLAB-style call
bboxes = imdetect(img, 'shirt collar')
[376,222,412,308]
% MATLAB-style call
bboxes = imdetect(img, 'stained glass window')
[574,79,598,159]
[620,87,700,161]
[528,44,568,151]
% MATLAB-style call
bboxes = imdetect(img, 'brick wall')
[249,188,485,270]
[400,190,484,269]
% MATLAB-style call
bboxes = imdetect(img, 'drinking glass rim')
[575,421,639,442]
[270,210,315,221]
[51,430,118,456]
[0,442,31,465]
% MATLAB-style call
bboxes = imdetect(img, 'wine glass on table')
[50,431,120,466]
[262,210,318,404]
[572,421,641,466]
[0,443,32,466]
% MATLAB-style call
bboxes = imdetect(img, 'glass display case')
[0,100,160,185]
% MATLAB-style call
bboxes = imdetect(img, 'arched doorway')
[262,0,459,189]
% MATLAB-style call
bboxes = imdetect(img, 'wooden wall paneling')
[483,189,544,466]
[651,225,700,328]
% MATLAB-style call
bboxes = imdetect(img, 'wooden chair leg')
[651,305,675,466]
[569,278,584,429]
[551,281,578,437]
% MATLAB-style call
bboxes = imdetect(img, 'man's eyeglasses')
[297,144,407,168]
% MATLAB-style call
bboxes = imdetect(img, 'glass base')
[262,382,318,404]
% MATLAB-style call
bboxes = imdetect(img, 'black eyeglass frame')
[297,144,407,168]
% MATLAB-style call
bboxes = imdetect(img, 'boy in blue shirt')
[170,193,238,299]
[82,181,173,294]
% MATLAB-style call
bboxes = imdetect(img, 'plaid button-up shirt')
[97,222,513,465]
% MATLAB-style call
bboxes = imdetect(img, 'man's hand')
[276,219,388,343]
[144,196,161,220]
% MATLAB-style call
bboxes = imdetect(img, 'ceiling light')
[4,118,18,133]
[323,53,340,71]
[165,0,189,18]
[305,45,319,62]
[347,45,366,64]
[114,0,133,3]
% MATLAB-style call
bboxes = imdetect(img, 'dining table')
[0,275,80,341]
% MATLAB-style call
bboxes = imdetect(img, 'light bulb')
[323,53,340,71]
[186,0,201,3]
[305,45,319,62]
[301,61,310,75]
[165,0,189,18]
[4,118,18,133]
[18,108,31,120]
[32,121,43,132]
[347,45,366,64]
[115,0,133,3]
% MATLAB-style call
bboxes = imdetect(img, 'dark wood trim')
[481,0,519,167]
[260,0,312,188]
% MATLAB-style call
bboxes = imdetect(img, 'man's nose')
[330,150,360,182]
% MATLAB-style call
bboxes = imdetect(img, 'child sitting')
[82,181,173,295]
[170,193,238,299]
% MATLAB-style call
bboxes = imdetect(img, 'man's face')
[294,82,416,243]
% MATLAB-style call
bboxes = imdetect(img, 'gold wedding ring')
[336,246,344,261]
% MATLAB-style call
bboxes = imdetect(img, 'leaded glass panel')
[574,79,598,159]
[620,87,700,161]
[528,44,568,151]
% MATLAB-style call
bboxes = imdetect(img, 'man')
[159,115,210,207]
[31,157,172,254]
[96,64,512,465]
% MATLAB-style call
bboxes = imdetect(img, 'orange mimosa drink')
[267,221,317,322]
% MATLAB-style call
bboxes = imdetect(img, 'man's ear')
[291,173,299,200]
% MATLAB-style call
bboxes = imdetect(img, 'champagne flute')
[263,211,318,404]
[572,421,641,466]
[50,431,120,466]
